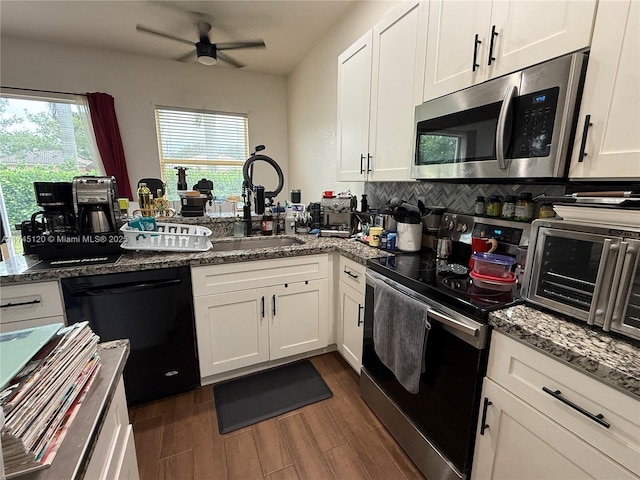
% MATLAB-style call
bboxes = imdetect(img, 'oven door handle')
[428,308,479,338]
[587,239,616,326]
[606,241,637,330]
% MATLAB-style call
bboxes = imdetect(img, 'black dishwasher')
[62,266,200,405]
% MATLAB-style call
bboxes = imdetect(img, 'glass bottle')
[502,195,516,219]
[486,195,502,217]
[361,194,369,213]
[261,207,274,236]
[538,203,556,218]
[137,183,153,216]
[474,196,485,216]
[233,216,245,237]
[515,193,534,221]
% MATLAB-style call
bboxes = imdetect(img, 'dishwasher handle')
[80,278,182,296]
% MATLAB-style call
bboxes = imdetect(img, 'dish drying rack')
[120,222,212,252]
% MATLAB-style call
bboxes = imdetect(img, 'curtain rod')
[0,86,86,97]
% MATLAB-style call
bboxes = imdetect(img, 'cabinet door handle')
[357,304,364,326]
[480,397,492,435]
[366,154,372,173]
[472,34,481,72]
[488,25,498,65]
[542,387,610,428]
[360,154,365,174]
[272,294,276,316]
[261,296,265,318]
[577,114,593,162]
[344,268,359,279]
[0,299,41,308]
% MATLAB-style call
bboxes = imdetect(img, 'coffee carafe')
[72,176,120,234]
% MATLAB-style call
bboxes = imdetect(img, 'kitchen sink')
[210,236,303,251]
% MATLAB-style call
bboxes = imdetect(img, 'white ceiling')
[0,0,356,76]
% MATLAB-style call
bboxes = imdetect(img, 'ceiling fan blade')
[216,40,266,51]
[217,52,246,69]
[174,50,196,62]
[136,25,195,47]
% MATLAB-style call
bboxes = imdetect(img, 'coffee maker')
[319,196,355,237]
[22,176,125,259]
[73,176,120,233]
[30,182,76,234]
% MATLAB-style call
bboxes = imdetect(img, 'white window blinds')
[154,107,248,200]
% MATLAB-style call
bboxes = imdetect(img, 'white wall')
[287,0,400,204]
[0,37,289,201]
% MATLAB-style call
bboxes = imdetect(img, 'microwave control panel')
[510,87,560,158]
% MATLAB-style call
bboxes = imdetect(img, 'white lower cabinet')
[0,281,65,332]
[472,332,640,479]
[269,279,328,361]
[85,377,140,480]
[336,256,366,373]
[473,379,635,480]
[194,288,270,375]
[192,256,329,378]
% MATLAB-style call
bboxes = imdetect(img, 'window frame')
[154,105,249,195]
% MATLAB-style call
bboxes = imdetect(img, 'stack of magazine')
[0,322,101,477]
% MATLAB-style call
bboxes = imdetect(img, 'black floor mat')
[213,359,332,434]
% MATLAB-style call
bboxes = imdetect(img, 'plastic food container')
[471,252,516,278]
[470,271,516,291]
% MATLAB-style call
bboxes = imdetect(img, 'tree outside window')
[0,93,103,256]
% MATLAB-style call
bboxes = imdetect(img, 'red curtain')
[86,92,133,199]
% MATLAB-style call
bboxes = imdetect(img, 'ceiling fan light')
[198,55,217,65]
[196,42,217,65]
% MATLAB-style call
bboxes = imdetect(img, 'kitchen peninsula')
[5,341,136,480]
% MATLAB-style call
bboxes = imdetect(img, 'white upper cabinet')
[423,0,597,101]
[367,0,427,182]
[337,31,373,182]
[569,0,640,180]
[423,0,492,101]
[338,1,427,182]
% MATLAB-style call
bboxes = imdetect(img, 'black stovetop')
[366,250,522,323]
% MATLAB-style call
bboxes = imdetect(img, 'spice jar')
[515,193,534,221]
[474,196,485,215]
[538,203,556,218]
[485,195,502,217]
[501,195,516,219]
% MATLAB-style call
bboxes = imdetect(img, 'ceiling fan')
[136,20,266,68]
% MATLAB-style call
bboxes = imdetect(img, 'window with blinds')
[155,106,248,201]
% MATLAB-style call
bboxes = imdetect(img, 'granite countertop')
[0,234,391,284]
[490,304,640,399]
[20,340,129,480]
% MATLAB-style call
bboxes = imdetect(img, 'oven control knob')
[447,221,455,231]
[456,223,468,233]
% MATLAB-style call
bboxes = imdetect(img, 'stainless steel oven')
[523,218,640,341]
[362,215,528,479]
[362,270,489,480]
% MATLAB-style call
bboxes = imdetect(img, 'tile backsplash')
[364,182,567,215]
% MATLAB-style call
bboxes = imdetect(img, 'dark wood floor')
[128,352,425,480]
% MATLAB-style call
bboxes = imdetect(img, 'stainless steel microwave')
[412,53,587,181]
[522,218,640,341]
